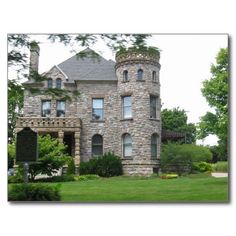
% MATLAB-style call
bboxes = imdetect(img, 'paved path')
[211,172,228,178]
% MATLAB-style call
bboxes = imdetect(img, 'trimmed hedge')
[79,152,123,177]
[33,175,75,183]
[8,183,61,201]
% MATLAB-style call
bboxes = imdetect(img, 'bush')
[8,184,61,201]
[75,174,100,181]
[192,162,213,173]
[79,152,123,177]
[33,175,75,183]
[212,161,228,173]
[66,158,76,175]
[160,143,212,175]
[8,166,24,183]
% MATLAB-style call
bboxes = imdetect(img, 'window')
[92,134,103,156]
[92,98,104,120]
[56,78,62,89]
[42,100,51,117]
[150,96,157,118]
[151,133,158,158]
[152,71,157,82]
[123,70,128,82]
[137,69,143,80]
[56,100,65,117]
[123,96,132,119]
[123,133,132,158]
[47,79,52,88]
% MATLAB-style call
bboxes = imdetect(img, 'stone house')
[16,45,162,176]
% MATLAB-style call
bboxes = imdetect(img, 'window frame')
[123,70,129,82]
[92,98,104,121]
[137,69,143,80]
[41,100,51,117]
[47,78,53,88]
[122,96,132,119]
[56,100,66,117]
[56,78,62,89]
[151,133,158,158]
[92,134,103,157]
[122,133,132,158]
[150,95,158,119]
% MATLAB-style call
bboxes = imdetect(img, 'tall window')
[123,133,132,158]
[92,134,103,156]
[56,78,62,89]
[123,70,128,82]
[137,69,143,80]
[47,79,52,88]
[152,71,157,82]
[42,100,51,117]
[56,100,65,117]
[123,96,132,119]
[151,133,158,158]
[150,96,157,118]
[92,98,104,120]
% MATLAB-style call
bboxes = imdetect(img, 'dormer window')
[137,69,143,80]
[123,70,128,82]
[47,79,52,88]
[56,78,62,89]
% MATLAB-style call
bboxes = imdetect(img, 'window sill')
[152,81,159,84]
[90,120,105,123]
[149,118,160,121]
[122,80,130,83]
[121,157,133,160]
[120,118,133,121]
[136,80,145,82]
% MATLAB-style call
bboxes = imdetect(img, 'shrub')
[79,152,123,177]
[192,162,213,173]
[8,166,24,183]
[8,184,61,201]
[33,175,75,183]
[66,158,76,175]
[160,143,212,175]
[212,161,228,173]
[160,144,192,175]
[75,174,100,181]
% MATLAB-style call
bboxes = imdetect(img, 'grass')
[46,173,228,202]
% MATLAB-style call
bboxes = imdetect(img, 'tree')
[9,135,71,181]
[161,107,196,144]
[198,48,228,160]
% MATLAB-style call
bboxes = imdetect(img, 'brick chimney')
[29,41,40,79]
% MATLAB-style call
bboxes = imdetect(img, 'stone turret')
[115,47,161,175]
[29,41,40,79]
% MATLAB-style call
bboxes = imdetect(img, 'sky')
[9,34,228,145]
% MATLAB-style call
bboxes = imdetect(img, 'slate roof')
[57,48,117,81]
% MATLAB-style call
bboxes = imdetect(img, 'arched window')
[56,78,62,89]
[152,71,157,82]
[137,69,143,80]
[151,133,158,158]
[123,133,132,158]
[92,134,103,156]
[47,79,52,88]
[123,70,128,82]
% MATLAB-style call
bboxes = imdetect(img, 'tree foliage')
[161,107,196,144]
[198,48,228,159]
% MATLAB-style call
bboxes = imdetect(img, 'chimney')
[29,41,40,79]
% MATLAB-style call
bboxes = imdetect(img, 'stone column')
[58,131,64,143]
[74,131,81,165]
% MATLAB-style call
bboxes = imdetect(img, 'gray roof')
[57,48,117,81]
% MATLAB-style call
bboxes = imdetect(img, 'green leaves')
[198,48,228,159]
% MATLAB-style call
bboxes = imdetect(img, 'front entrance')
[63,132,75,157]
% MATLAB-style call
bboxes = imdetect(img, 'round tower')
[115,47,161,176]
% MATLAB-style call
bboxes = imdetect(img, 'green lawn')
[51,174,228,202]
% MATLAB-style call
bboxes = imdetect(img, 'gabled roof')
[57,48,117,81]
